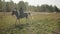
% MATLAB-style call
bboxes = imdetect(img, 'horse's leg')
[19,19,20,25]
[15,18,17,26]
[26,15,29,24]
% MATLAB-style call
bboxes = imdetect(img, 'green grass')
[0,13,60,34]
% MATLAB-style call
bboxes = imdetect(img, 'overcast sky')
[5,0,60,8]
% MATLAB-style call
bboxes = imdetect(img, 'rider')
[13,8,17,11]
[19,7,24,15]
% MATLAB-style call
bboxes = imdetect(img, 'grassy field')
[0,12,60,34]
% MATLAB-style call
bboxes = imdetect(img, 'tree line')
[0,0,60,12]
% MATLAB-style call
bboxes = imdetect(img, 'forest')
[0,0,60,12]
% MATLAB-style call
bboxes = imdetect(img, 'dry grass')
[0,12,60,34]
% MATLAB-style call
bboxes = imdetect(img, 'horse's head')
[12,8,17,16]
[12,11,15,16]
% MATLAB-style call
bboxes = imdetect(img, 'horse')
[12,9,31,25]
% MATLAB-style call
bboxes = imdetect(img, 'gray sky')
[5,0,60,8]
